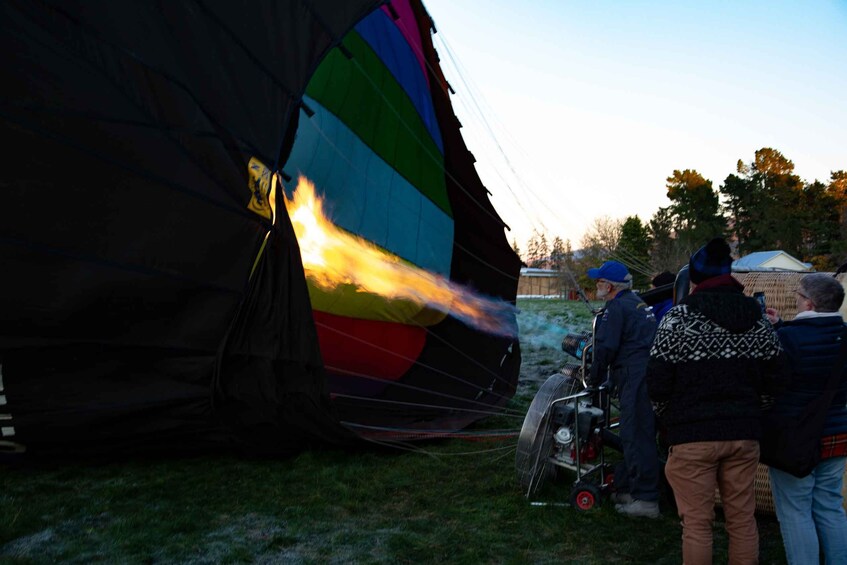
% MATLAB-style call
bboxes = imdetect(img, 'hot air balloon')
[0,0,521,457]
[283,0,521,439]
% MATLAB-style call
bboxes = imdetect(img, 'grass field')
[0,299,788,564]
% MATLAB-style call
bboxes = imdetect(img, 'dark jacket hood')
[682,275,762,333]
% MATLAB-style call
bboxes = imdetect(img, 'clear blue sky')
[424,0,847,249]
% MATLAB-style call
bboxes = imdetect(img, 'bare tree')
[580,216,622,259]
[573,217,623,291]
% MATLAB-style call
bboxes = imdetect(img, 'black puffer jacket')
[647,275,788,446]
[770,314,847,437]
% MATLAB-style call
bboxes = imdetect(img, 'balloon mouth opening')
[284,175,517,338]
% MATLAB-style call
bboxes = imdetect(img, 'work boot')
[615,499,659,519]
[610,492,633,505]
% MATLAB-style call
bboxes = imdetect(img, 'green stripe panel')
[306,30,451,216]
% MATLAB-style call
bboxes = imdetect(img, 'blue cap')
[587,260,630,283]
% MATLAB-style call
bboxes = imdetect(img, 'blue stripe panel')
[355,9,443,154]
[284,97,453,276]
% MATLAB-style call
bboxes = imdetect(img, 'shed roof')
[732,250,813,272]
[520,267,560,277]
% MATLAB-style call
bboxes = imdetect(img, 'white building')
[732,250,813,272]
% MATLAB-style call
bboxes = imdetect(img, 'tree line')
[513,147,846,290]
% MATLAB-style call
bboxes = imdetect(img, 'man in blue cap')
[586,260,660,518]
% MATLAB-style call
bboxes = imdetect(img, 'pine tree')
[721,148,805,256]
[617,216,651,288]
[511,238,522,262]
[524,230,550,269]
[665,169,725,249]
[549,236,566,271]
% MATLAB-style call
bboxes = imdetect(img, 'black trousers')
[612,365,660,502]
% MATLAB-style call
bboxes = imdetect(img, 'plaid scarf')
[821,433,847,459]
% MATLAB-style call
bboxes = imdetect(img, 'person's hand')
[765,307,781,325]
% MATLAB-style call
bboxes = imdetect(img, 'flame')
[283,176,517,338]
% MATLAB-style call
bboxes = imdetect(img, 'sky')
[423,0,847,250]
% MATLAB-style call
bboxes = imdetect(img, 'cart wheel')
[570,482,600,511]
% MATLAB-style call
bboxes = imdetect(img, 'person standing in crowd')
[585,260,660,518]
[650,271,676,323]
[647,238,787,564]
[765,273,847,565]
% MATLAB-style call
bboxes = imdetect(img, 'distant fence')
[516,270,579,299]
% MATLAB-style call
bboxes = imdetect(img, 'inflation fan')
[515,316,620,510]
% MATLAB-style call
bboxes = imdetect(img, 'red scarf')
[690,273,744,294]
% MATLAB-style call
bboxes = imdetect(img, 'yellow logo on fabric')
[247,157,272,220]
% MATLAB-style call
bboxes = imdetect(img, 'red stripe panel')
[313,310,426,381]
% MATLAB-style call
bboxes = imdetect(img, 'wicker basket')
[734,271,847,322]
[713,463,776,515]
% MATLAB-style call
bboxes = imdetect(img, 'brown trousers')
[665,440,760,565]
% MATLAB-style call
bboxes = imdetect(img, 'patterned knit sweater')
[647,276,788,445]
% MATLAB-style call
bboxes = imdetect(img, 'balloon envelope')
[0,0,520,457]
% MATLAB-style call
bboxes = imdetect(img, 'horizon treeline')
[512,147,846,290]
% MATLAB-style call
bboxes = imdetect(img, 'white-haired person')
[765,273,847,565]
[585,260,660,518]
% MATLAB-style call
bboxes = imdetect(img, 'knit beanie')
[651,271,676,287]
[688,238,732,284]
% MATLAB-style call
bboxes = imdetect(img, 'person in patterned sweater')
[647,238,787,565]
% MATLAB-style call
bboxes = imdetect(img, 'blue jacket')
[771,315,847,437]
[589,289,656,385]
[652,298,673,324]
